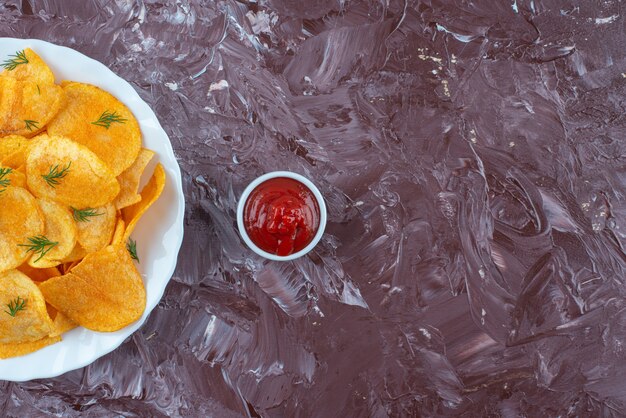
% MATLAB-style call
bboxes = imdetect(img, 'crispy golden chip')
[0,78,18,134]
[47,83,141,176]
[1,134,44,168]
[26,135,120,208]
[0,164,26,189]
[122,163,165,242]
[110,217,126,246]
[74,203,116,253]
[0,269,53,344]
[0,48,55,85]
[0,81,65,137]
[0,186,44,272]
[28,199,77,268]
[0,335,61,359]
[40,245,146,332]
[61,244,88,264]
[0,135,28,160]
[50,311,77,337]
[18,263,61,282]
[114,148,155,209]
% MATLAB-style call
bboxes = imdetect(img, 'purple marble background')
[2,0,626,416]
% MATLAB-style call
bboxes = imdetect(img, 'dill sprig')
[37,84,41,95]
[127,238,139,262]
[91,110,127,129]
[0,167,12,192]
[71,207,102,222]
[5,296,27,317]
[18,235,58,262]
[1,50,29,71]
[42,162,71,187]
[25,119,39,132]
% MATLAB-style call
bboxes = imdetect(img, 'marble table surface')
[1,0,626,416]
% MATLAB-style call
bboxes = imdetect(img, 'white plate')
[0,38,185,382]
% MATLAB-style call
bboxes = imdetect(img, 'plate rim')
[0,37,185,382]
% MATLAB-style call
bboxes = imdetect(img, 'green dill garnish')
[71,207,102,222]
[42,162,71,187]
[127,238,139,262]
[91,110,127,129]
[18,235,58,262]
[1,50,29,71]
[5,296,27,317]
[37,84,41,95]
[0,167,12,192]
[24,119,39,132]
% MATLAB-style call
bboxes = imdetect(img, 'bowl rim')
[236,171,327,261]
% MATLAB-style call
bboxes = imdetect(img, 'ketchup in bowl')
[243,177,321,256]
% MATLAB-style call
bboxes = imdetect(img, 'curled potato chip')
[47,82,141,176]
[26,135,120,208]
[0,165,26,189]
[28,199,77,268]
[18,263,61,282]
[0,186,44,272]
[0,269,53,344]
[74,203,116,253]
[122,163,165,242]
[0,81,65,137]
[61,244,88,264]
[115,148,155,209]
[0,48,55,85]
[0,135,28,160]
[50,311,77,337]
[40,245,146,332]
[0,335,61,359]
[110,217,126,246]
[1,133,44,168]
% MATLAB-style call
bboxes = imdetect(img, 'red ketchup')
[243,177,320,256]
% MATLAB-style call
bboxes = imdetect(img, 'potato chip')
[26,135,120,208]
[122,163,165,242]
[0,81,65,137]
[61,244,88,264]
[1,133,44,168]
[50,311,77,337]
[0,164,26,189]
[110,217,126,246]
[0,270,53,344]
[114,148,155,209]
[18,263,61,282]
[28,199,77,268]
[40,245,146,332]
[0,48,55,85]
[0,186,44,272]
[0,135,28,161]
[0,335,61,359]
[0,78,18,133]
[47,82,141,176]
[74,203,116,253]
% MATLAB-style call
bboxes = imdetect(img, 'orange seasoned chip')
[0,81,65,137]
[0,186,44,272]
[40,245,146,332]
[73,203,116,253]
[110,217,126,246]
[0,269,53,344]
[114,148,155,209]
[50,311,77,337]
[18,263,61,282]
[0,135,28,161]
[26,135,120,208]
[0,78,18,134]
[0,48,55,85]
[47,82,141,176]
[28,199,77,268]
[61,244,88,264]
[122,163,165,242]
[0,335,61,359]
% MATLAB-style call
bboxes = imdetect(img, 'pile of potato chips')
[0,49,165,358]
